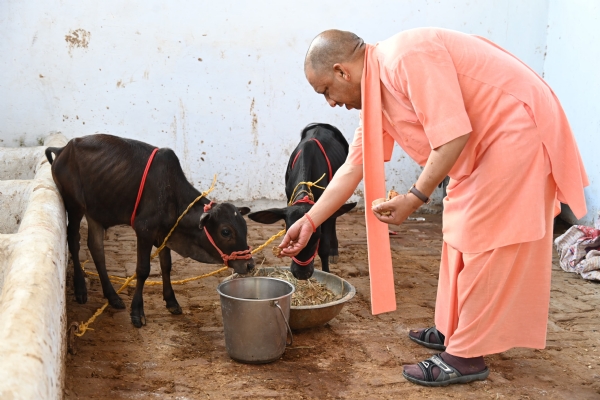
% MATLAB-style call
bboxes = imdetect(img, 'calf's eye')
[221,228,232,237]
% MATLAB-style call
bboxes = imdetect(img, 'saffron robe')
[350,28,588,352]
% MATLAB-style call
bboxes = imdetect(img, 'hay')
[236,267,343,307]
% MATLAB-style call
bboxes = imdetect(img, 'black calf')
[248,123,356,279]
[47,134,254,327]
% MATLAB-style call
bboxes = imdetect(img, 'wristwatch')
[408,184,431,204]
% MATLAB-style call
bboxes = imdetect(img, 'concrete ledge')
[0,134,68,399]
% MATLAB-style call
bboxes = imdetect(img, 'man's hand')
[277,162,363,258]
[278,217,314,258]
[371,193,422,225]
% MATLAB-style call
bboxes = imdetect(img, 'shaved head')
[304,29,366,110]
[305,29,365,74]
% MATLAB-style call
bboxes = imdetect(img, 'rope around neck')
[288,173,326,207]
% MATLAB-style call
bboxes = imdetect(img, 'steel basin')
[227,267,356,330]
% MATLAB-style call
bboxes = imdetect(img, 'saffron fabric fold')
[360,44,397,315]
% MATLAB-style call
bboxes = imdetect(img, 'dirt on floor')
[64,211,600,399]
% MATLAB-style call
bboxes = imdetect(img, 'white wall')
[544,0,600,226]
[0,0,550,206]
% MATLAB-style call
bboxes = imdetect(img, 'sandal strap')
[416,358,436,382]
[418,327,445,345]
[416,354,462,382]
[430,354,459,377]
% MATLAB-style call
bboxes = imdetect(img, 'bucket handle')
[273,300,293,346]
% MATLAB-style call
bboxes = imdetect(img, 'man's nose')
[327,98,337,107]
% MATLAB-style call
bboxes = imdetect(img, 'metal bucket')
[217,277,294,364]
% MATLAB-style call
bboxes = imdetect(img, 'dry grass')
[239,266,343,307]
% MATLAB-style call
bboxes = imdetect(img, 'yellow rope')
[287,173,326,206]
[75,174,287,337]
[151,174,217,259]
[76,175,216,337]
[81,228,285,287]
[74,270,137,336]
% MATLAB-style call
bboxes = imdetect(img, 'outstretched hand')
[371,193,422,225]
[278,217,314,258]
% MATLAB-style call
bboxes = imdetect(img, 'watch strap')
[409,185,431,204]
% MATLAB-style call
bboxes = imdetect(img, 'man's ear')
[199,212,211,229]
[237,207,251,216]
[333,63,351,81]
[331,202,357,218]
[247,208,288,224]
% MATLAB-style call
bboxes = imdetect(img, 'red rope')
[291,195,315,206]
[203,201,214,212]
[309,138,332,181]
[203,227,252,267]
[292,239,320,266]
[131,148,159,227]
[291,150,302,169]
[290,138,332,181]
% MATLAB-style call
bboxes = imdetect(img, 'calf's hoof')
[167,304,183,315]
[108,295,126,309]
[75,291,88,304]
[130,314,146,328]
[329,255,339,264]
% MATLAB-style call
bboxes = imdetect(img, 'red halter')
[203,201,214,212]
[292,239,320,267]
[202,201,252,267]
[291,138,333,181]
[203,227,252,267]
[289,195,319,267]
[131,148,159,227]
[291,195,315,206]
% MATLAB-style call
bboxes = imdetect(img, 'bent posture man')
[279,28,588,386]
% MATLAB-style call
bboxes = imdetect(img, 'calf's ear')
[247,208,287,224]
[237,207,251,216]
[331,202,357,218]
[199,212,211,229]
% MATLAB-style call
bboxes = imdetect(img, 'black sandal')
[403,354,490,387]
[408,327,447,350]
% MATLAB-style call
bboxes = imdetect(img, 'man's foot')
[403,352,489,387]
[408,327,446,350]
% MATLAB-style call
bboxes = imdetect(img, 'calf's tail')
[45,147,63,165]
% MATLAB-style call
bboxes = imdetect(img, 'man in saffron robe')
[278,28,588,386]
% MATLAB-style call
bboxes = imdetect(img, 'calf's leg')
[159,248,182,314]
[67,209,87,304]
[318,219,333,273]
[86,216,125,309]
[130,236,153,328]
[328,218,340,264]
